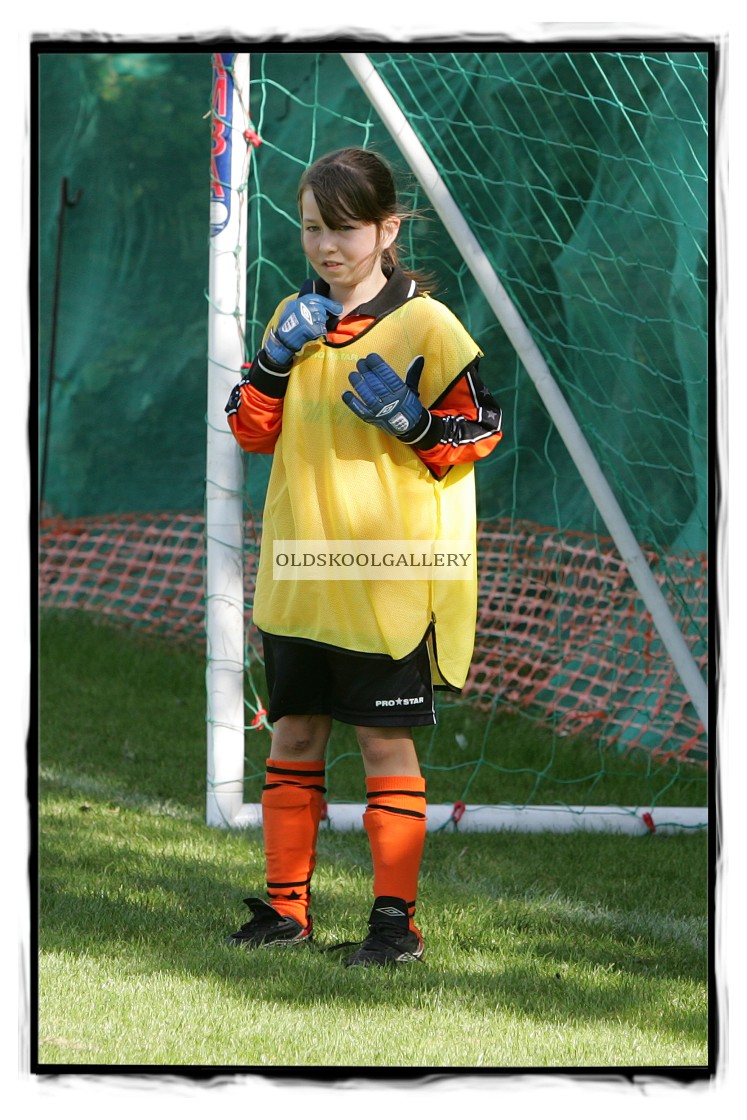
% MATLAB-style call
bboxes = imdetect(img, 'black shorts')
[260,631,436,727]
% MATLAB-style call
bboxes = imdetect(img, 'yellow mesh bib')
[252,294,482,689]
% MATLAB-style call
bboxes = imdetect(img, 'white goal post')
[204,52,708,835]
[205,53,251,827]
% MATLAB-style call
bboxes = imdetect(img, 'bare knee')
[270,715,331,761]
[355,726,420,777]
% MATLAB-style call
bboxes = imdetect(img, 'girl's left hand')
[342,353,426,438]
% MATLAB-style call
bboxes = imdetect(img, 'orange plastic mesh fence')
[39,512,211,641]
[471,522,707,763]
[39,511,707,765]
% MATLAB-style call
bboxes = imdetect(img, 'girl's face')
[300,188,399,304]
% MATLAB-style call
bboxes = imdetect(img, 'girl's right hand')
[264,294,343,367]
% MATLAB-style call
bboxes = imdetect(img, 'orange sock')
[261,757,326,927]
[363,774,427,931]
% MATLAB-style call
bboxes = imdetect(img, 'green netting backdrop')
[38,48,709,550]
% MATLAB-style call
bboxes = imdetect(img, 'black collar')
[304,267,418,319]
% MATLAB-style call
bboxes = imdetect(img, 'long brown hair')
[297,147,432,288]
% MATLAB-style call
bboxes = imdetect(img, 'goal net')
[38,47,714,834]
[204,48,711,833]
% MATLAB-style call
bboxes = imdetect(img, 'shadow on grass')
[38,787,709,1058]
[37,613,710,1070]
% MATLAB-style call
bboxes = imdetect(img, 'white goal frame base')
[209,800,707,836]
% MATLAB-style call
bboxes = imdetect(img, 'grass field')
[35,610,712,1074]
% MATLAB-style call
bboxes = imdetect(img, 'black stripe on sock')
[364,804,426,821]
[366,789,426,801]
[266,764,326,778]
[263,782,327,793]
[266,877,311,889]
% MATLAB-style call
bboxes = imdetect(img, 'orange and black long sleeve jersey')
[226,269,503,478]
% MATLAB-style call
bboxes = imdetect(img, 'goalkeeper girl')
[224,146,503,966]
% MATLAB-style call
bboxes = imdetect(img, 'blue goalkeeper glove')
[264,293,343,367]
[342,353,426,439]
